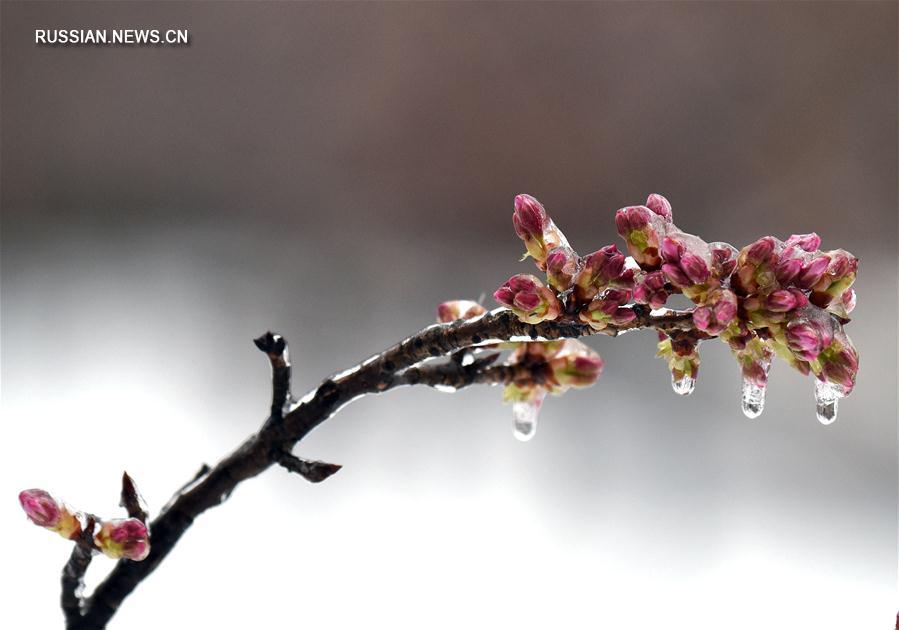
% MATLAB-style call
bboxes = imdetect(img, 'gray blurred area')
[1,2,896,629]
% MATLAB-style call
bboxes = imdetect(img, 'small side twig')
[119,472,148,523]
[276,451,342,483]
[254,332,292,420]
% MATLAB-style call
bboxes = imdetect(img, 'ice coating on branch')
[436,300,486,323]
[18,489,82,540]
[95,518,150,561]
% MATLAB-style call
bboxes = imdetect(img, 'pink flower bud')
[511,194,569,270]
[660,236,682,263]
[578,290,635,331]
[548,340,605,389]
[785,233,822,253]
[745,237,776,265]
[661,263,691,288]
[815,331,859,395]
[512,194,546,240]
[645,193,673,220]
[573,245,626,302]
[710,242,738,278]
[766,289,807,313]
[785,320,831,361]
[692,289,737,335]
[809,249,858,308]
[796,255,830,289]
[615,205,664,269]
[545,246,579,292]
[680,251,710,284]
[436,300,486,323]
[774,257,802,284]
[633,270,668,308]
[840,289,856,314]
[19,489,82,540]
[494,274,562,324]
[734,237,779,295]
[94,518,150,561]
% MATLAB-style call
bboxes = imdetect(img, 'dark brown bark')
[63,307,697,629]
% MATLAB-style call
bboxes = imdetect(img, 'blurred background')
[2,2,896,628]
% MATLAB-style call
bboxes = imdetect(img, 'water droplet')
[814,379,840,425]
[512,393,544,442]
[741,379,766,419]
[671,374,695,396]
[434,384,457,393]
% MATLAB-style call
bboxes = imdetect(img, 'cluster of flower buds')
[492,191,859,425]
[18,487,151,561]
[500,340,603,440]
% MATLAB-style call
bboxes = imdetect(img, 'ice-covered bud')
[795,255,830,290]
[19,489,82,540]
[774,257,802,285]
[659,235,713,295]
[512,194,568,270]
[645,193,673,220]
[94,518,150,561]
[680,251,710,284]
[710,242,739,278]
[814,332,859,395]
[548,340,604,389]
[765,288,808,313]
[836,288,857,316]
[656,333,700,394]
[809,249,858,309]
[785,232,822,253]
[578,289,635,331]
[494,274,561,324]
[545,246,579,292]
[436,300,486,323]
[573,245,627,302]
[633,270,669,308]
[785,319,832,362]
[692,288,737,335]
[733,236,779,295]
[615,205,664,269]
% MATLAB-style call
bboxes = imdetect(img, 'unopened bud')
[436,300,486,323]
[494,274,562,324]
[94,518,150,561]
[545,246,579,292]
[18,489,82,540]
[645,193,673,220]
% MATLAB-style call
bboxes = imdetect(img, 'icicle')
[741,379,766,419]
[512,392,544,441]
[814,379,840,425]
[671,374,695,396]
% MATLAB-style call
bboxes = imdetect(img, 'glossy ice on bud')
[512,391,544,441]
[615,205,665,269]
[545,246,579,292]
[633,270,668,308]
[814,379,840,425]
[775,257,802,284]
[573,245,627,302]
[785,233,822,253]
[692,288,737,335]
[657,334,700,395]
[766,288,807,313]
[494,274,562,324]
[709,242,739,278]
[809,249,858,309]
[512,194,569,269]
[796,255,830,289]
[436,300,486,323]
[578,289,635,331]
[734,237,779,295]
[645,193,673,220]
[18,489,82,540]
[785,319,832,361]
[94,518,150,561]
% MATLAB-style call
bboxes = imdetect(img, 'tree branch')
[63,306,696,629]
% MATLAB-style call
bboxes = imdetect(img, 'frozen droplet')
[512,393,544,442]
[671,374,695,396]
[814,379,840,425]
[460,352,475,367]
[741,379,766,419]
[434,384,457,394]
